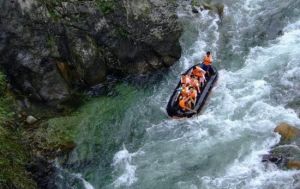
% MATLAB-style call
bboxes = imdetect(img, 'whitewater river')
[55,0,300,188]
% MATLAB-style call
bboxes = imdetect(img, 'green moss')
[0,71,36,189]
[191,0,200,7]
[0,127,37,189]
[44,84,138,159]
[32,116,77,154]
[96,0,115,15]
[115,26,129,39]
[0,97,14,126]
[0,72,14,125]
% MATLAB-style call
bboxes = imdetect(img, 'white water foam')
[54,160,95,189]
[105,1,300,188]
[199,17,300,189]
[112,145,138,188]
[118,4,300,189]
[73,174,95,189]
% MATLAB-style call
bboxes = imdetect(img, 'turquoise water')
[56,0,300,188]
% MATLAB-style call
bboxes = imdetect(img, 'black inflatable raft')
[166,64,218,118]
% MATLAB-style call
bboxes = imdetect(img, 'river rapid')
[55,0,300,188]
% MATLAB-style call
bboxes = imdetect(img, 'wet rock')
[26,115,38,124]
[262,154,283,165]
[277,30,284,36]
[192,1,224,19]
[272,145,300,160]
[67,34,107,86]
[215,3,224,19]
[192,7,199,14]
[274,123,300,144]
[287,160,300,170]
[264,123,300,170]
[86,83,107,97]
[26,157,57,189]
[286,99,300,117]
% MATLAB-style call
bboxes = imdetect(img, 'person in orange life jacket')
[180,74,192,87]
[190,76,201,93]
[191,66,206,88]
[178,95,194,112]
[180,74,200,93]
[180,86,190,98]
[188,87,198,105]
[202,51,213,75]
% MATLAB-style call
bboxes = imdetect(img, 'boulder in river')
[263,123,300,170]
[274,122,300,144]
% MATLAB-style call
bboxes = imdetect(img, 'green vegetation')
[0,71,6,95]
[45,84,138,160]
[31,116,77,155]
[0,127,36,189]
[115,26,129,39]
[96,0,115,15]
[0,72,13,125]
[191,0,200,7]
[0,71,36,189]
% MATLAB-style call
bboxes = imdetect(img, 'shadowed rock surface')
[0,0,182,106]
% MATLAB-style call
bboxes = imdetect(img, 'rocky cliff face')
[0,0,182,106]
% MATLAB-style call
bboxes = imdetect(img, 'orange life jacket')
[184,75,192,85]
[192,67,204,78]
[191,78,198,86]
[190,90,197,99]
[203,55,212,65]
[179,99,187,110]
